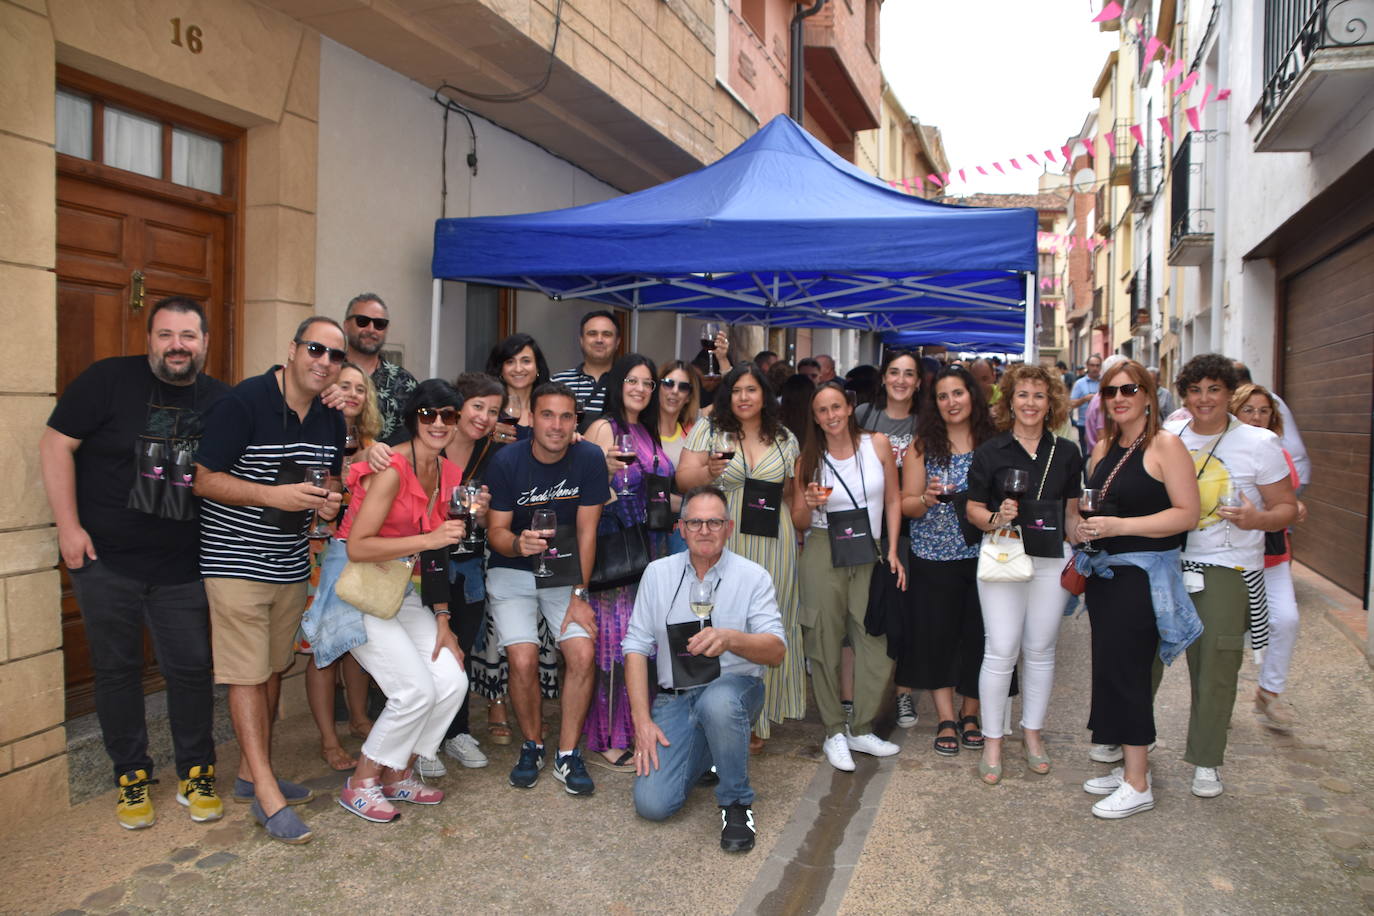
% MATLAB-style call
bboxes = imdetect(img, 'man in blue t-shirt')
[1069,355,1103,454]
[485,382,609,796]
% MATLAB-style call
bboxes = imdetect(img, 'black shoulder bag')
[821,444,883,567]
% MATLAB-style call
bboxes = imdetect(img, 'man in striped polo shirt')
[550,309,619,427]
[193,316,346,844]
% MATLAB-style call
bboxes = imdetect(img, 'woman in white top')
[790,381,906,772]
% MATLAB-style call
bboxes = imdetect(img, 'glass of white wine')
[688,578,714,631]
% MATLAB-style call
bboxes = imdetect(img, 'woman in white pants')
[965,365,1083,785]
[311,379,470,823]
[1232,382,1306,728]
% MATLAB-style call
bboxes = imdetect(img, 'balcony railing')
[1109,119,1134,185]
[1168,131,1215,266]
[1095,185,1110,232]
[1131,143,1156,210]
[1091,287,1108,331]
[1258,0,1374,150]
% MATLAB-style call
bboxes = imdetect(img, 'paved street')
[6,564,1373,916]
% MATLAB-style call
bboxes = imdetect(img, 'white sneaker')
[1091,780,1155,819]
[1089,741,1156,763]
[442,733,489,769]
[415,754,447,779]
[895,694,918,729]
[847,732,900,758]
[1083,767,1153,796]
[1191,766,1223,798]
[823,732,856,772]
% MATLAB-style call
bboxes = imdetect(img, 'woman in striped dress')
[678,363,805,748]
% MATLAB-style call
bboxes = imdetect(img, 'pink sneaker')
[338,776,400,823]
[382,769,444,805]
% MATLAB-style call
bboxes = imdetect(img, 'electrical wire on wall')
[443,0,566,103]
[433,87,478,219]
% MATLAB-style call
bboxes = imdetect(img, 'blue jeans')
[633,674,764,819]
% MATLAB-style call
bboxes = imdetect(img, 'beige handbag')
[335,556,415,619]
[977,527,1033,583]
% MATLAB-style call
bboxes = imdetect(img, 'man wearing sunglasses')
[623,486,786,853]
[340,293,416,443]
[192,315,347,844]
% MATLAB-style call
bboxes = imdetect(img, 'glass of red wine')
[701,322,720,378]
[448,485,473,556]
[615,433,637,496]
[1079,488,1103,553]
[1000,468,1030,530]
[344,425,360,458]
[714,433,737,471]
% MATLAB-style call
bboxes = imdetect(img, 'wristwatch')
[571,585,589,602]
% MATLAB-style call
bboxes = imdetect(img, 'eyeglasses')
[681,517,727,532]
[416,407,460,425]
[1238,405,1273,415]
[624,377,656,390]
[1101,383,1141,398]
[297,340,347,364]
[659,378,691,391]
[349,315,390,330]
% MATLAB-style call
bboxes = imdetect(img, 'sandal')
[958,715,984,750]
[933,720,960,757]
[348,719,373,741]
[321,745,358,771]
[487,700,513,746]
[977,758,1003,786]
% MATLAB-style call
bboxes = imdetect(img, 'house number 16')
[170,18,204,54]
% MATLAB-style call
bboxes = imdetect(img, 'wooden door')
[1282,230,1374,599]
[55,72,240,717]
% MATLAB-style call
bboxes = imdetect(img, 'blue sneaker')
[509,741,545,789]
[553,750,595,796]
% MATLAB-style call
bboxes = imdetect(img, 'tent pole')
[675,313,683,361]
[631,309,640,352]
[429,278,442,379]
[1023,272,1037,364]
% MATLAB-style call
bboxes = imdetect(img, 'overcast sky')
[881,0,1120,196]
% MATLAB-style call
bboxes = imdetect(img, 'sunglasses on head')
[297,340,347,364]
[1101,383,1141,398]
[658,378,691,391]
[416,407,459,425]
[350,315,390,330]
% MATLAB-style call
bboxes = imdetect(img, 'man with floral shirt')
[341,293,416,443]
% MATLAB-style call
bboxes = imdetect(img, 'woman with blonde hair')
[965,365,1084,784]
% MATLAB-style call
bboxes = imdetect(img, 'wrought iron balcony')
[1095,185,1110,232]
[1109,119,1134,185]
[1130,144,1156,211]
[1091,287,1108,331]
[1168,131,1215,266]
[1257,0,1374,151]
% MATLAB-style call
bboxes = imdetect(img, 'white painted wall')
[315,38,619,382]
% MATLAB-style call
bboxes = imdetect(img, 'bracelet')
[989,510,1000,529]
[920,494,931,508]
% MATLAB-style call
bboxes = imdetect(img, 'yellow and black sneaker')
[116,769,156,830]
[176,764,223,823]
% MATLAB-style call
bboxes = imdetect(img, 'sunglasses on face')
[297,340,347,364]
[681,517,727,532]
[350,315,390,330]
[658,378,691,391]
[1101,384,1141,398]
[416,407,460,425]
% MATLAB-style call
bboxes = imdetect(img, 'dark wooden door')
[1282,230,1374,599]
[56,175,231,717]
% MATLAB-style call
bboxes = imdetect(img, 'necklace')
[1013,431,1040,457]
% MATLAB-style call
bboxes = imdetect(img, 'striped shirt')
[196,367,344,583]
[549,364,609,415]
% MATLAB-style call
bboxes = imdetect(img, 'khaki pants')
[799,534,894,737]
[1153,565,1247,768]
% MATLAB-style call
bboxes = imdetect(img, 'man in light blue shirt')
[624,486,786,853]
[1070,355,1103,453]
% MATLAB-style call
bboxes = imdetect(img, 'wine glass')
[701,322,721,378]
[343,426,360,459]
[1003,468,1031,499]
[714,433,737,467]
[306,466,332,539]
[1079,488,1103,553]
[531,508,558,578]
[810,463,832,507]
[462,482,485,548]
[448,486,473,556]
[688,579,714,631]
[1217,483,1243,548]
[615,433,637,496]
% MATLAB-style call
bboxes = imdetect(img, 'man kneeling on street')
[624,486,786,853]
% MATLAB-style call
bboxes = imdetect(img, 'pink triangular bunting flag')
[1045,149,1057,163]
[1010,158,1022,170]
[1173,71,1198,98]
[927,173,942,187]
[1216,88,1231,101]
[993,162,1005,174]
[1185,107,1201,131]
[1162,58,1185,83]
[1092,1,1123,23]
[959,168,967,183]
[1141,37,1163,72]
[913,176,924,192]
[977,165,989,176]
[1103,131,1117,157]
[1028,153,1040,166]
[1158,115,1174,141]
[1129,124,1145,147]
[1061,144,1074,161]
[941,172,951,185]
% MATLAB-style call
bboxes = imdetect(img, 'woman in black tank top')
[1074,361,1200,820]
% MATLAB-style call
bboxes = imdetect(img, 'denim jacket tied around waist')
[1073,547,1203,665]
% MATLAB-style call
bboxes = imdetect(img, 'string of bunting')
[886,2,1231,200]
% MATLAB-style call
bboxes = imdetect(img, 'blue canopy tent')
[427,115,1039,375]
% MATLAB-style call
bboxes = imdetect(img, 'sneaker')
[895,694,918,729]
[509,741,545,789]
[1091,780,1155,819]
[1191,766,1223,798]
[442,733,489,769]
[176,765,223,823]
[382,769,444,805]
[415,755,448,779]
[823,732,855,772]
[338,776,400,823]
[1089,741,1156,763]
[553,750,596,796]
[116,769,156,830]
[719,803,756,853]
[1254,689,1297,728]
[1083,767,1153,796]
[847,732,900,758]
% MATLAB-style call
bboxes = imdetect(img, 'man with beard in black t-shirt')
[41,297,229,831]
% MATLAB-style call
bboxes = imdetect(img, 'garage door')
[1282,230,1374,599]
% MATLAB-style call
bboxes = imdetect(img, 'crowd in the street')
[42,292,1308,855]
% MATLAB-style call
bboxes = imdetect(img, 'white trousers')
[1259,561,1300,695]
[977,550,1069,739]
[350,590,468,771]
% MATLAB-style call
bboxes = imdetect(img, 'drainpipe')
[1208,5,1228,354]
[790,0,826,121]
